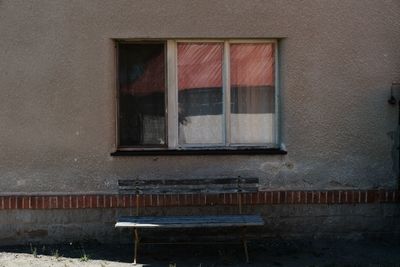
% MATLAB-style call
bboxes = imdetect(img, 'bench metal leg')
[133,228,140,265]
[241,227,249,263]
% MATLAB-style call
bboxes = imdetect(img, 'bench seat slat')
[115,215,264,228]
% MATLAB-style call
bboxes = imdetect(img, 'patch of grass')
[30,243,37,258]
[51,249,60,259]
[79,245,90,262]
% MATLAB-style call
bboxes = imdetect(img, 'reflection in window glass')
[118,43,166,146]
[178,43,224,145]
[230,43,275,144]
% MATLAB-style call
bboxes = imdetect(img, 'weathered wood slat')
[118,178,259,195]
[118,178,259,187]
[118,188,258,195]
[115,215,264,228]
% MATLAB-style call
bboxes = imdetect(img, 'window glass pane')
[230,43,275,144]
[178,43,224,145]
[118,43,166,146]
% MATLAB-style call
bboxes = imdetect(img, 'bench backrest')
[118,177,259,195]
[118,177,259,215]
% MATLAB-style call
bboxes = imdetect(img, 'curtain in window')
[230,43,275,144]
[178,43,224,145]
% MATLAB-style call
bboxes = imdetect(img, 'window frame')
[115,39,280,152]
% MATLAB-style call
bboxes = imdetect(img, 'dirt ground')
[0,239,399,267]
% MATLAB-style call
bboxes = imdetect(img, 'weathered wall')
[1,0,400,244]
[1,0,399,193]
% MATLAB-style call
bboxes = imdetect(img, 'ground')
[0,239,399,267]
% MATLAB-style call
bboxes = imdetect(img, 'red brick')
[145,195,152,207]
[333,191,340,204]
[330,191,336,204]
[283,191,289,204]
[56,196,62,209]
[36,196,43,209]
[312,192,319,204]
[62,196,69,209]
[126,195,132,207]
[76,196,83,208]
[3,197,10,209]
[301,191,307,204]
[179,194,186,206]
[261,191,269,204]
[97,195,104,208]
[44,196,51,209]
[116,195,123,208]
[367,190,379,203]
[345,191,353,203]
[337,191,343,204]
[306,192,313,204]
[50,196,57,209]
[120,195,128,208]
[272,191,279,204]
[83,196,90,208]
[206,194,219,206]
[229,193,237,205]
[69,196,76,208]
[31,196,37,209]
[377,190,384,202]
[387,190,396,202]
[103,195,109,208]
[15,196,22,209]
[114,195,120,208]
[164,194,171,206]
[22,196,29,209]
[320,192,327,204]
[326,191,333,204]
[251,192,259,205]
[354,191,361,203]
[242,193,250,205]
[146,194,153,207]
[107,195,114,208]
[390,191,396,202]
[180,194,187,206]
[158,194,165,206]
[359,191,366,203]
[286,191,293,204]
[295,191,300,204]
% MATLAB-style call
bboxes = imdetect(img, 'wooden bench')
[115,177,264,264]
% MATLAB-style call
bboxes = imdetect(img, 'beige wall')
[1,0,400,194]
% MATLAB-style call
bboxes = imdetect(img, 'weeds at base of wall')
[29,243,37,258]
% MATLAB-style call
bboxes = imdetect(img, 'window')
[116,40,278,151]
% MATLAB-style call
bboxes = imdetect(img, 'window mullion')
[223,41,231,146]
[167,40,178,149]
[274,40,279,145]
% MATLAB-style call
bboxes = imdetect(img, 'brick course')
[0,190,398,210]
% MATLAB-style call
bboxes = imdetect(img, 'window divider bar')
[167,40,178,149]
[223,41,231,146]
[274,40,279,145]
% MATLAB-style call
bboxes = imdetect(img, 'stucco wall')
[1,0,400,194]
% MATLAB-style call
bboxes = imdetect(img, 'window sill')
[111,148,287,156]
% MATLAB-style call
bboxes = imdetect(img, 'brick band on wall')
[0,190,398,210]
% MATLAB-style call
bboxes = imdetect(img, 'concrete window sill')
[110,148,287,156]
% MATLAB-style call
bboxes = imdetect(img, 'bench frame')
[115,177,263,264]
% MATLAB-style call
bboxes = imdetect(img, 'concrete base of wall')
[0,204,399,245]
